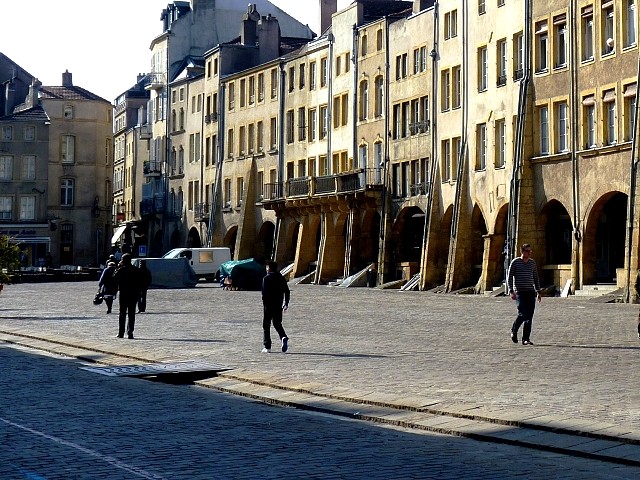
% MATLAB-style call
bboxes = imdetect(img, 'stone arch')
[391,205,425,265]
[224,225,238,260]
[539,199,572,266]
[469,203,488,285]
[583,191,627,284]
[486,203,509,289]
[169,228,180,250]
[187,227,202,248]
[151,230,164,258]
[256,221,276,262]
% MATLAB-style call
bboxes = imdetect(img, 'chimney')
[258,14,281,64]
[413,0,430,13]
[28,79,42,108]
[320,0,337,34]
[241,4,260,46]
[4,80,15,117]
[62,70,73,87]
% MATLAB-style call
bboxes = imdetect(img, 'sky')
[1,0,350,102]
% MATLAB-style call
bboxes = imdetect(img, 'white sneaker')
[261,347,271,353]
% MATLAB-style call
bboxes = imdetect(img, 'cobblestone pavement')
[2,281,640,465]
[3,345,638,480]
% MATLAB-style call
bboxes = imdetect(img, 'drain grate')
[80,360,229,377]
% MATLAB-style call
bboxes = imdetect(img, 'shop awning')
[111,225,128,246]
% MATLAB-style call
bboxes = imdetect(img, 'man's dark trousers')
[119,296,137,337]
[263,305,287,349]
[512,291,536,342]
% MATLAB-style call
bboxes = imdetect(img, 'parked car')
[161,247,231,282]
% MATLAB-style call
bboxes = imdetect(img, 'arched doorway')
[470,204,488,285]
[224,226,238,259]
[584,192,627,284]
[542,200,572,265]
[169,228,180,250]
[187,227,202,248]
[257,221,276,261]
[151,230,163,258]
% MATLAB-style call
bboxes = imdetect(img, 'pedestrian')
[138,259,152,313]
[261,261,290,353]
[507,243,542,345]
[112,253,142,339]
[98,261,118,314]
[45,252,53,269]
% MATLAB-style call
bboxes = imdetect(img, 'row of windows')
[0,179,74,220]
[476,32,525,93]
[0,195,38,221]
[0,155,37,181]
[1,125,36,141]
[392,158,430,198]
[534,1,637,74]
[536,86,637,155]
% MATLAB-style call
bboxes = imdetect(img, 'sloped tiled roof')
[362,0,415,21]
[0,105,49,122]
[39,85,110,103]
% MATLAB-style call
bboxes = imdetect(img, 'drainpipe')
[200,91,205,242]
[352,24,359,169]
[377,16,391,285]
[505,0,532,278]
[419,1,440,291]
[271,61,287,264]
[569,0,581,292]
[624,53,640,302]
[208,83,226,247]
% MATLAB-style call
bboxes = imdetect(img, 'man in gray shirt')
[507,243,542,345]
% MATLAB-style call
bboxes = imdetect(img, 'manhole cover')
[80,360,229,377]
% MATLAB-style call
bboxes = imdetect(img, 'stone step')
[574,284,619,296]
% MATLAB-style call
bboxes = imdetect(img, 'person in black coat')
[137,260,152,313]
[261,261,290,353]
[98,261,118,314]
[112,254,142,339]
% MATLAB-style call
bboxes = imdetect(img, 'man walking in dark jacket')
[261,261,290,353]
[112,254,142,339]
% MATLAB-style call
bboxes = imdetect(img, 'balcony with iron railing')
[262,168,384,204]
[139,124,152,139]
[143,160,162,176]
[140,196,165,216]
[144,72,166,90]
[194,202,210,221]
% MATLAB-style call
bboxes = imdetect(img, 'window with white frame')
[624,0,637,47]
[497,39,507,86]
[554,15,567,68]
[22,155,36,180]
[270,117,277,149]
[19,196,35,220]
[0,196,11,220]
[582,7,594,61]
[298,108,306,141]
[478,46,488,91]
[444,10,458,39]
[556,101,569,152]
[452,66,461,108]
[248,123,255,153]
[237,177,244,206]
[539,106,549,154]
[624,84,637,141]
[256,122,263,151]
[358,144,368,169]
[270,68,278,98]
[309,62,317,90]
[60,178,74,206]
[308,109,317,142]
[320,105,328,139]
[602,2,614,55]
[2,126,12,141]
[359,80,369,120]
[299,63,306,89]
[441,69,451,111]
[603,90,616,145]
[583,96,596,148]
[375,76,384,117]
[23,126,35,141]
[224,179,232,207]
[495,119,506,167]
[476,123,487,170]
[227,129,234,157]
[0,156,13,180]
[442,139,451,182]
[258,73,265,102]
[63,106,73,120]
[249,76,256,104]
[514,32,524,79]
[535,21,549,72]
[320,58,328,87]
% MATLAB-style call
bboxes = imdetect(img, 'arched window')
[374,76,384,117]
[359,80,369,121]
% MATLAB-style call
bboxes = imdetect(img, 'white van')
[162,247,231,282]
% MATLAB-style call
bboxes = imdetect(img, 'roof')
[362,1,414,21]
[39,85,110,103]
[0,105,49,122]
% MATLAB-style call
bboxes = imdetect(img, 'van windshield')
[162,249,182,259]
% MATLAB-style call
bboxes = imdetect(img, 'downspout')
[200,91,205,241]
[624,53,640,302]
[316,33,335,284]
[506,0,532,276]
[208,82,225,247]
[272,60,286,263]
[569,0,581,292]
[420,2,440,291]
[377,16,391,285]
[162,42,171,253]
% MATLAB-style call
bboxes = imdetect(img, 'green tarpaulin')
[219,258,265,291]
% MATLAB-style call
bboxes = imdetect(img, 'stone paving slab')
[3,281,640,466]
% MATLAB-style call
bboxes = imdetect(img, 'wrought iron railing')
[194,202,210,221]
[143,160,162,175]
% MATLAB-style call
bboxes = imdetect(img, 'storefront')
[0,225,51,267]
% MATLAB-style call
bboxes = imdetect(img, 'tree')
[0,235,19,284]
